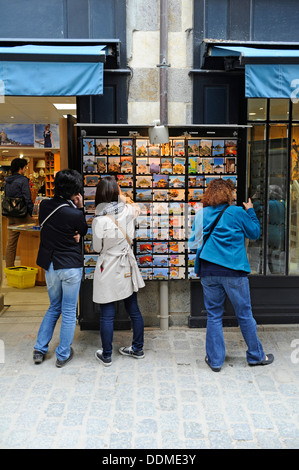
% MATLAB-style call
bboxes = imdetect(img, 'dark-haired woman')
[92,176,145,367]
[33,170,87,367]
[189,178,274,371]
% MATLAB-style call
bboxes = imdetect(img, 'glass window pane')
[247,125,266,274]
[267,125,287,275]
[289,125,299,274]
[269,99,289,120]
[248,98,267,121]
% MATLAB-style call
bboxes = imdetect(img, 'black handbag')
[2,196,28,218]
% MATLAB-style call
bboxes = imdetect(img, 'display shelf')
[81,137,238,281]
[45,151,60,197]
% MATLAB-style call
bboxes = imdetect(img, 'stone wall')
[127,0,193,126]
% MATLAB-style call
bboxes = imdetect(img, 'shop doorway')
[0,96,77,316]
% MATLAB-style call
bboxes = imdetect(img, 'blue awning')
[0,45,106,96]
[210,45,299,99]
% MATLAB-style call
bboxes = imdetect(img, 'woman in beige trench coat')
[92,176,145,366]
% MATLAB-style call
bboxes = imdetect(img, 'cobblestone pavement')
[0,308,299,449]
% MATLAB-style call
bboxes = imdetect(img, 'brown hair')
[95,175,119,206]
[201,178,235,207]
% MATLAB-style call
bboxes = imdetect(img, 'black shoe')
[205,356,221,372]
[95,349,112,367]
[33,350,45,364]
[119,346,145,359]
[248,353,274,367]
[56,348,74,368]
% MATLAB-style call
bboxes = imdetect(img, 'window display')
[81,137,238,280]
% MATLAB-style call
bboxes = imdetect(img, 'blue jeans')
[99,292,144,359]
[34,263,83,361]
[201,276,265,368]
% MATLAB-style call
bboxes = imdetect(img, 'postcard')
[225,157,236,173]
[169,254,185,266]
[153,267,168,280]
[153,242,168,253]
[135,228,151,240]
[149,158,160,174]
[188,156,200,174]
[153,255,168,266]
[169,202,184,215]
[161,157,172,174]
[83,139,95,156]
[152,216,169,228]
[212,140,225,156]
[161,142,171,156]
[120,156,133,173]
[173,140,185,156]
[137,242,152,253]
[83,156,97,173]
[121,138,133,155]
[169,189,185,201]
[84,228,92,241]
[169,175,185,188]
[201,158,213,173]
[136,158,148,174]
[107,139,120,155]
[152,228,169,240]
[188,253,196,267]
[169,215,184,227]
[84,200,96,213]
[153,174,169,188]
[136,140,148,156]
[136,189,152,201]
[188,188,203,201]
[84,240,94,254]
[222,175,237,185]
[117,174,133,187]
[148,144,160,156]
[200,140,212,156]
[225,140,237,155]
[136,175,152,188]
[152,202,168,215]
[84,267,95,280]
[120,187,133,199]
[153,189,168,201]
[84,254,98,266]
[84,175,99,186]
[137,254,153,266]
[140,268,153,280]
[96,156,107,173]
[188,140,200,156]
[188,267,198,279]
[213,157,224,174]
[138,202,152,216]
[169,241,185,253]
[108,157,121,173]
[205,175,220,185]
[84,187,96,200]
[173,157,185,174]
[95,139,107,155]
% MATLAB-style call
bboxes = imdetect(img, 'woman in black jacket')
[4,157,34,267]
[33,170,87,368]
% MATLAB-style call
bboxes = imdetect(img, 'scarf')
[96,200,125,217]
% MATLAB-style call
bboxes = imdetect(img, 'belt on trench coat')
[97,244,145,292]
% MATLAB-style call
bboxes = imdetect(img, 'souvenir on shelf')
[82,136,238,280]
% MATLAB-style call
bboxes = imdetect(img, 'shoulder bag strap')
[106,214,132,246]
[40,204,69,230]
[202,204,229,248]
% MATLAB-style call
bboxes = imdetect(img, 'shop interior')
[0,96,76,312]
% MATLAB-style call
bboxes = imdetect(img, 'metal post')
[159,0,168,125]
[159,0,169,329]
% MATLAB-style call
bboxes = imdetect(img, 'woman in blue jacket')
[189,179,274,372]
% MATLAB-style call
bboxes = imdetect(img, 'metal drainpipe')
[158,0,169,330]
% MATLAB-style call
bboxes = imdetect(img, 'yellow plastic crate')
[4,266,38,289]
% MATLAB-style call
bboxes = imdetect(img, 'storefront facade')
[190,0,299,325]
[2,0,299,328]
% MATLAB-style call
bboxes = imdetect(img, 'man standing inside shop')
[4,157,34,267]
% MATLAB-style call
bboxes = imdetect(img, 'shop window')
[269,99,289,121]
[247,125,266,274]
[267,124,287,275]
[247,98,267,121]
[290,124,299,274]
